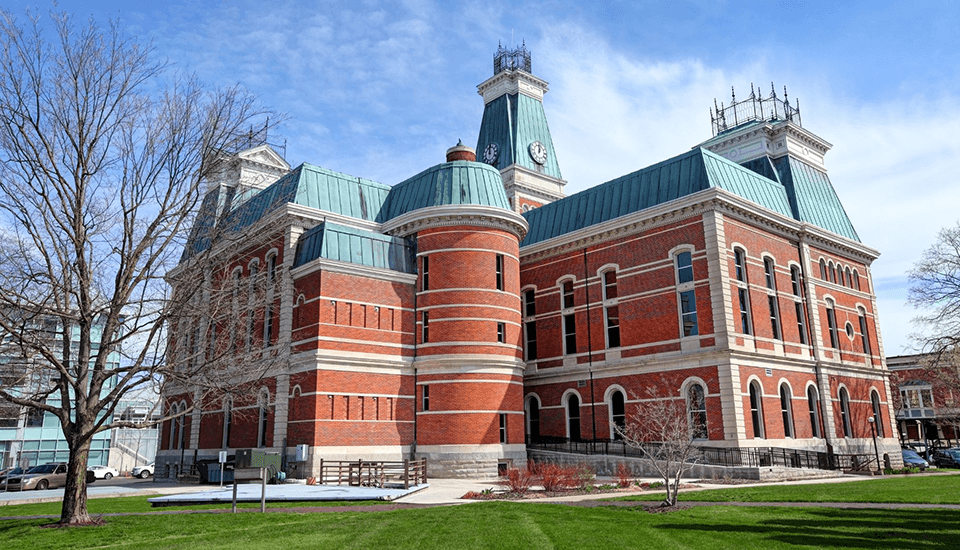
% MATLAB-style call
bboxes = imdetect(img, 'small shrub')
[505,467,534,494]
[616,463,632,488]
[648,481,664,489]
[574,463,596,490]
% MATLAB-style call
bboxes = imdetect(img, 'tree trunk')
[60,437,93,525]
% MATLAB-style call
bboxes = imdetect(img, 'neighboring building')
[109,388,161,473]
[0,320,118,469]
[887,353,959,445]
[159,45,902,478]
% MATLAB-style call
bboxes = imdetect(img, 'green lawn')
[0,496,384,517]
[0,502,957,549]
[612,472,960,504]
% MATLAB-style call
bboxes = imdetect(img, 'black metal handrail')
[526,438,872,472]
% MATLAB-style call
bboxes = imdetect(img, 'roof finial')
[770,81,776,98]
[731,86,736,104]
[750,82,756,99]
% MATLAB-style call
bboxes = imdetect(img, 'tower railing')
[711,83,801,136]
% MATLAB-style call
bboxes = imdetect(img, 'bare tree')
[910,222,960,359]
[616,384,701,507]
[0,10,279,525]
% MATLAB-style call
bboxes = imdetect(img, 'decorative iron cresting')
[711,83,801,136]
[221,118,287,159]
[494,41,532,75]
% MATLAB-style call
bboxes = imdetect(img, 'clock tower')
[476,43,566,213]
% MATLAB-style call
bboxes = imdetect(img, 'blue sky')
[10,0,960,355]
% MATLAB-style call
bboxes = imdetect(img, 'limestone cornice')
[382,204,529,240]
[288,349,413,376]
[477,69,549,104]
[520,187,879,265]
[703,120,832,158]
[290,256,418,285]
[413,354,526,376]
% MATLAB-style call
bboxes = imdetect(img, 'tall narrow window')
[853,270,861,291]
[222,399,232,448]
[858,309,872,357]
[497,322,505,343]
[830,262,838,284]
[790,266,802,297]
[837,267,845,287]
[605,305,621,348]
[871,391,885,437]
[819,259,827,280]
[679,290,698,337]
[688,384,708,439]
[422,385,429,411]
[523,289,536,318]
[257,392,269,448]
[610,390,626,440]
[826,300,839,349]
[246,263,258,349]
[807,386,822,438]
[563,313,576,355]
[523,289,537,361]
[779,384,794,438]
[267,254,277,283]
[421,256,429,291]
[495,254,504,291]
[735,249,751,335]
[264,304,273,347]
[795,302,808,344]
[603,271,620,348]
[567,394,581,442]
[499,413,507,443]
[562,280,574,309]
[844,267,852,288]
[838,387,852,438]
[765,258,781,340]
[676,251,693,284]
[603,271,618,300]
[749,382,765,438]
[526,398,540,442]
[421,311,429,343]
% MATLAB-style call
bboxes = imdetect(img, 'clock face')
[528,141,547,165]
[483,143,499,165]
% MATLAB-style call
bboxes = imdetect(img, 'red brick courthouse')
[159,46,901,478]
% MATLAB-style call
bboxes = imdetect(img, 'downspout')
[411,247,420,460]
[582,248,597,440]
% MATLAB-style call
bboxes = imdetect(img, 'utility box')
[235,449,281,472]
[295,444,310,462]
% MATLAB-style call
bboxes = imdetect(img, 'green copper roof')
[772,156,859,241]
[521,148,794,246]
[293,221,416,273]
[377,160,509,221]
[476,93,562,179]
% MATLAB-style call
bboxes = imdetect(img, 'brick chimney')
[446,139,476,162]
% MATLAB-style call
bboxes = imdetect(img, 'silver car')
[4,462,68,491]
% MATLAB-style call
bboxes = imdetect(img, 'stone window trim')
[870,390,885,438]
[748,379,765,439]
[558,277,576,311]
[837,386,853,438]
[779,382,795,438]
[806,384,823,439]
[683,377,709,440]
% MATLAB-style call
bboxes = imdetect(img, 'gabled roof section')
[293,221,416,274]
[475,93,562,179]
[521,148,793,246]
[377,160,510,222]
[770,156,860,242]
[180,163,390,261]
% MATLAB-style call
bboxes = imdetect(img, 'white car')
[88,465,119,480]
[132,462,154,479]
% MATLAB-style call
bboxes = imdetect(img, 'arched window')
[257,390,270,448]
[844,267,852,288]
[871,391,885,438]
[749,381,765,438]
[522,288,537,361]
[779,384,794,438]
[566,393,581,442]
[853,270,861,291]
[222,397,233,449]
[675,250,698,337]
[176,401,187,451]
[807,386,822,438]
[609,390,626,440]
[837,266,845,287]
[525,396,541,443]
[169,403,180,450]
[819,259,827,280]
[838,387,852,438]
[687,383,708,439]
[830,262,837,284]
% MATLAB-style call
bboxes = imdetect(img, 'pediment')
[239,145,290,171]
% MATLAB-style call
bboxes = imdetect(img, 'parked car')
[933,448,960,469]
[4,463,68,491]
[0,467,25,490]
[901,449,930,470]
[88,465,119,480]
[132,462,154,479]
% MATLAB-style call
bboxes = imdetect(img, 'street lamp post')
[868,416,882,475]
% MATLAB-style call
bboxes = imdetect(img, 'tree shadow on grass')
[644,507,960,549]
